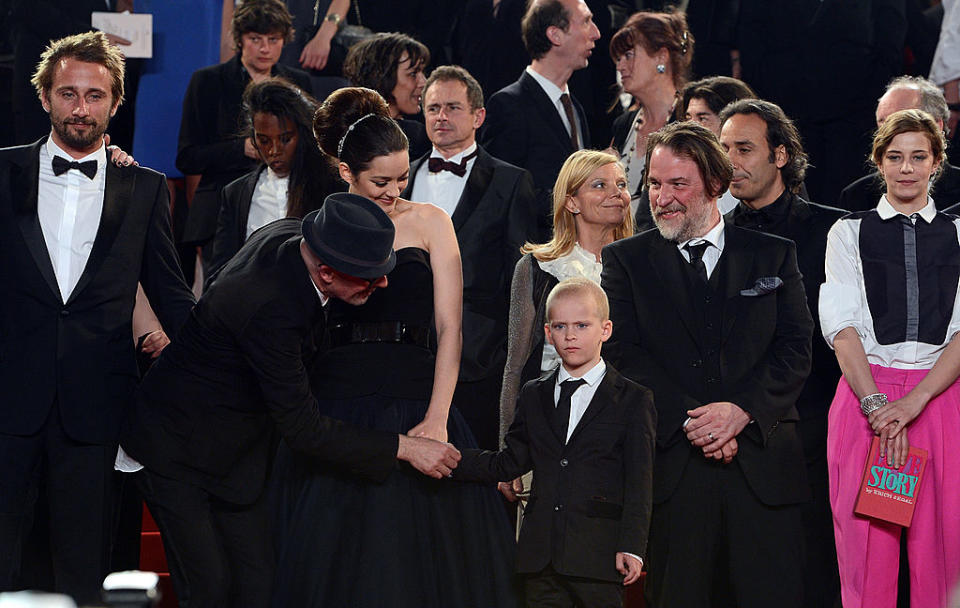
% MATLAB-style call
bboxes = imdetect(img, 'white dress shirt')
[37,136,108,302]
[525,66,584,150]
[677,214,726,279]
[930,0,960,86]
[246,167,290,238]
[819,195,960,369]
[410,142,478,216]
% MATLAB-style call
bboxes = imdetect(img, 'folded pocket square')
[740,276,783,296]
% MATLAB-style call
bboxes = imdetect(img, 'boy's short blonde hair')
[545,277,610,322]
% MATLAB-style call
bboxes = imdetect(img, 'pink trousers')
[828,364,960,608]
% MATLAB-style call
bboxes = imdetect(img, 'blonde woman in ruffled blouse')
[498,150,633,472]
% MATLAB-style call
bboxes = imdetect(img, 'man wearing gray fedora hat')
[119,192,461,607]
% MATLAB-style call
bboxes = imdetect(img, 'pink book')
[854,436,928,527]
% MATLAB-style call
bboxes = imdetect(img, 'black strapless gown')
[271,248,518,607]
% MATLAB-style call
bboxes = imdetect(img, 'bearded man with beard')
[600,121,814,608]
[0,31,195,603]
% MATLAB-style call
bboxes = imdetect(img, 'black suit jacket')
[481,71,590,239]
[0,138,195,444]
[602,225,813,506]
[727,192,845,423]
[403,145,537,382]
[457,364,656,582]
[175,55,312,244]
[207,167,263,281]
[121,219,398,504]
[840,162,960,213]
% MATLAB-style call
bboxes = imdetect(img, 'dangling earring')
[656,64,666,74]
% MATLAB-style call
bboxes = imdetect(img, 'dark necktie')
[556,378,587,442]
[427,150,479,177]
[685,242,709,284]
[559,93,580,150]
[52,155,97,179]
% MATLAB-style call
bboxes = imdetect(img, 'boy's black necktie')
[556,378,586,442]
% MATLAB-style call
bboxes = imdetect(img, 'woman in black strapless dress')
[271,88,518,607]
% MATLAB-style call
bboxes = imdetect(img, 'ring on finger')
[708,432,715,441]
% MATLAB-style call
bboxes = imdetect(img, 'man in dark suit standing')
[0,32,195,603]
[602,122,813,607]
[481,0,600,239]
[120,193,462,607]
[404,65,538,450]
[719,99,845,608]
[839,76,960,213]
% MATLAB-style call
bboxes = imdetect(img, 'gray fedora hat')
[301,193,397,278]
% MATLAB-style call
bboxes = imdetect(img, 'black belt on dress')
[328,321,432,348]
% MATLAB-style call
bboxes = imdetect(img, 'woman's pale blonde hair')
[522,150,634,262]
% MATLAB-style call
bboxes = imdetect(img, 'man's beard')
[51,116,108,151]
[653,198,716,243]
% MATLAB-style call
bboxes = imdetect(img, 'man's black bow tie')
[427,150,478,177]
[52,155,98,179]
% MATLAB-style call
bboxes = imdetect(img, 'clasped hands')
[867,393,925,468]
[684,401,751,464]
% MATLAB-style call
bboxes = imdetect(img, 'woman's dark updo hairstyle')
[610,10,694,90]
[242,77,339,219]
[342,32,430,108]
[313,86,408,173]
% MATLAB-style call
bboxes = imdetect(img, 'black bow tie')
[427,150,478,178]
[52,155,98,179]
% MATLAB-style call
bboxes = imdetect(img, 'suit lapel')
[403,152,429,199]
[567,368,618,444]
[13,139,61,301]
[650,237,702,344]
[67,161,132,304]
[237,168,261,243]
[537,369,565,444]
[717,226,754,343]
[450,149,492,232]
[520,72,573,153]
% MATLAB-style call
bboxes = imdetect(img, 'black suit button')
[60,310,69,317]
[706,349,716,356]
[554,504,563,511]
[706,322,714,330]
[560,458,568,467]
[704,296,712,303]
[707,377,719,384]
[691,359,702,368]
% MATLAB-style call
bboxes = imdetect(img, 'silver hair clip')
[337,113,377,158]
[681,31,689,55]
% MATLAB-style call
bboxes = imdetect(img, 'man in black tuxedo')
[480,0,600,239]
[602,122,813,607]
[719,99,845,608]
[120,193,462,607]
[404,65,538,450]
[839,76,960,213]
[0,32,195,603]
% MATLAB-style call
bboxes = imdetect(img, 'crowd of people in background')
[1,0,959,607]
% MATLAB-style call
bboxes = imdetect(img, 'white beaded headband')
[337,113,377,158]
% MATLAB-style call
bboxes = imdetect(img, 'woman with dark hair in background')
[176,0,312,279]
[821,109,960,607]
[271,87,517,608]
[206,77,342,280]
[609,10,694,221]
[342,32,432,158]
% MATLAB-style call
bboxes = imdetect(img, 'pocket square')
[740,276,783,296]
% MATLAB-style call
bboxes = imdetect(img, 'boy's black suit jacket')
[456,363,656,582]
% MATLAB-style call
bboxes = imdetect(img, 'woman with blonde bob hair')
[820,108,960,608]
[498,150,633,462]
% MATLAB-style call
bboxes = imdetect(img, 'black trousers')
[0,400,118,605]
[135,468,273,608]
[524,565,623,608]
[645,448,804,608]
